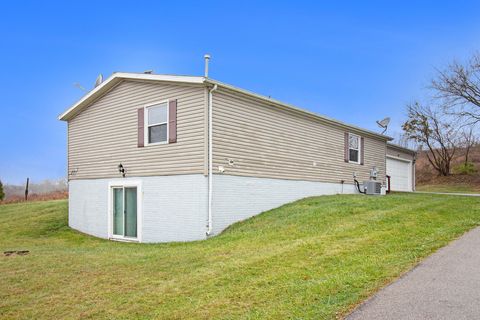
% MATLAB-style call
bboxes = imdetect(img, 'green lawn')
[416,183,480,194]
[1,194,479,319]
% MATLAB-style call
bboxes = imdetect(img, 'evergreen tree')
[0,180,4,201]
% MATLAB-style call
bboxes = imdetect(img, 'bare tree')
[460,126,478,165]
[402,102,459,176]
[431,53,480,125]
[391,132,415,149]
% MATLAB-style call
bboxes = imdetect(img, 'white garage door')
[387,157,412,192]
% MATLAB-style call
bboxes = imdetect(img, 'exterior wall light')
[118,164,126,177]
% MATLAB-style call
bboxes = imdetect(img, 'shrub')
[454,162,478,175]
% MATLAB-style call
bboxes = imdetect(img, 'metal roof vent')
[204,54,211,77]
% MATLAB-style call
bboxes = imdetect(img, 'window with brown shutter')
[360,137,365,165]
[347,133,361,164]
[139,99,178,146]
[145,101,168,145]
[344,132,349,162]
[137,108,144,147]
[168,99,177,143]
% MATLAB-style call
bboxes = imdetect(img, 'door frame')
[386,155,413,192]
[107,180,143,242]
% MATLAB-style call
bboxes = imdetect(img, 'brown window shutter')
[168,99,177,143]
[137,108,144,147]
[360,137,365,165]
[344,132,349,162]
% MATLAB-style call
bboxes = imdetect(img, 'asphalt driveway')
[347,226,480,320]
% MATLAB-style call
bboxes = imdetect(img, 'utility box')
[363,181,382,195]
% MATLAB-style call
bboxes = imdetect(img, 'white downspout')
[207,83,218,236]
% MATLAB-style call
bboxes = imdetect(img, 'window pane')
[113,188,124,236]
[349,135,359,150]
[148,124,167,143]
[124,187,137,238]
[349,149,359,162]
[148,104,167,125]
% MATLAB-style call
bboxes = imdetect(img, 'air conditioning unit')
[363,180,382,195]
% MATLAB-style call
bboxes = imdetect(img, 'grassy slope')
[415,145,480,194]
[1,194,479,319]
[416,183,480,194]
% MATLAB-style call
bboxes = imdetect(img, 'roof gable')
[58,73,204,121]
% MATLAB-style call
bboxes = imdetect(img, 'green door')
[113,188,124,236]
[112,186,137,238]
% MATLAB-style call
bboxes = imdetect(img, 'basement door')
[112,186,138,239]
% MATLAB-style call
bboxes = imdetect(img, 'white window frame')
[348,133,361,164]
[144,100,169,146]
[107,180,143,242]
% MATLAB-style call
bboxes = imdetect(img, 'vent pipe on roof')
[204,54,211,78]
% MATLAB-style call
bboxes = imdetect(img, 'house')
[59,70,415,243]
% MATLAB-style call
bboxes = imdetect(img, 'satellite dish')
[376,117,390,134]
[73,82,87,92]
[94,74,103,88]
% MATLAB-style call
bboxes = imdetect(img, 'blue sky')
[1,1,479,184]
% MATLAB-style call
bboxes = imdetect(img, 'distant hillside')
[2,179,68,203]
[415,145,480,193]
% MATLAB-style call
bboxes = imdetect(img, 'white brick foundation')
[68,174,356,242]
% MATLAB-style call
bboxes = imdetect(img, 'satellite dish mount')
[376,117,391,134]
[94,74,103,88]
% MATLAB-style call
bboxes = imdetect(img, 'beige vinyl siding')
[387,146,415,161]
[212,88,387,184]
[68,80,206,180]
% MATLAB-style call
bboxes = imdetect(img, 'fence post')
[25,178,29,201]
